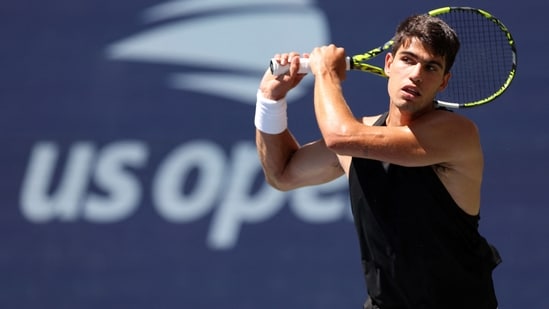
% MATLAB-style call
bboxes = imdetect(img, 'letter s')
[83,141,148,223]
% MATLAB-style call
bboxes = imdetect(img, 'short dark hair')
[391,14,460,73]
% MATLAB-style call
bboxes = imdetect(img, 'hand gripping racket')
[270,6,518,109]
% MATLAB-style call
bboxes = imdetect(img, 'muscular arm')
[316,97,481,168]
[309,45,481,168]
[256,130,344,191]
[255,53,344,192]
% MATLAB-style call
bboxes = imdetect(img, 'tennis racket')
[270,6,517,109]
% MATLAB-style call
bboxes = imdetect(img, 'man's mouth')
[402,86,421,97]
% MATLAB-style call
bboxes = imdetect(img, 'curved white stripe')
[144,0,313,22]
[169,72,311,104]
[107,10,328,71]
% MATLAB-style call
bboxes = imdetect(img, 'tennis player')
[254,14,501,309]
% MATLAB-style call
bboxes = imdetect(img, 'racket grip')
[269,57,351,75]
[270,58,309,75]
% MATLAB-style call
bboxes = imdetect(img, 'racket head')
[428,7,517,108]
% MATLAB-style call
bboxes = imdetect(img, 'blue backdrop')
[1,0,547,308]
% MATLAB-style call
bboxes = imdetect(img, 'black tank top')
[348,112,501,309]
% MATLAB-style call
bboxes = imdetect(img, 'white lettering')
[83,141,148,223]
[20,142,95,222]
[208,142,287,249]
[20,140,352,250]
[153,140,225,222]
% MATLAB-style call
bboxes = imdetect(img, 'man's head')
[391,14,460,73]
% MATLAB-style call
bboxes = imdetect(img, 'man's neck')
[387,102,436,126]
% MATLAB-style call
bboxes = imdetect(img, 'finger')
[289,56,304,76]
[272,53,290,66]
[282,53,295,66]
[288,51,300,60]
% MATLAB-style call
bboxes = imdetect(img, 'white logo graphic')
[105,0,330,103]
[18,0,348,251]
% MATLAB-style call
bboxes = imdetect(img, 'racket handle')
[269,57,351,75]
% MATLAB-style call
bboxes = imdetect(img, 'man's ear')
[384,53,394,76]
[438,72,451,92]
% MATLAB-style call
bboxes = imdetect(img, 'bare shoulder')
[416,109,480,140]
[423,108,476,124]
[426,110,483,174]
[425,110,483,214]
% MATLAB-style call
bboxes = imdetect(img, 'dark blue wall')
[1,0,547,308]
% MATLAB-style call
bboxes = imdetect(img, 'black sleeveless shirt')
[348,112,501,309]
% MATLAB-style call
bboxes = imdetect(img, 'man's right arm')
[254,54,343,191]
[256,130,344,191]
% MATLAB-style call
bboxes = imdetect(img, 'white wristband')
[254,90,287,134]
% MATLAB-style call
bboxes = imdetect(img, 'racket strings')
[437,10,515,105]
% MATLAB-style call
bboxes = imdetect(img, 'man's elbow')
[264,174,294,192]
[322,127,351,154]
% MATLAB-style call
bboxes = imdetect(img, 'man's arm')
[256,130,344,191]
[307,45,481,168]
[255,54,344,191]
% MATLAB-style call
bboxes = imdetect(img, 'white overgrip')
[269,58,310,75]
[270,57,351,75]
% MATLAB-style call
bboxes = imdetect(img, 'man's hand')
[258,52,308,100]
[309,44,347,81]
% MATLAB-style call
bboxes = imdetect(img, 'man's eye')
[426,65,440,72]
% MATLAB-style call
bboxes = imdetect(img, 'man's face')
[384,37,451,112]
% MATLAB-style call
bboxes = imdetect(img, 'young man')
[254,14,501,309]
